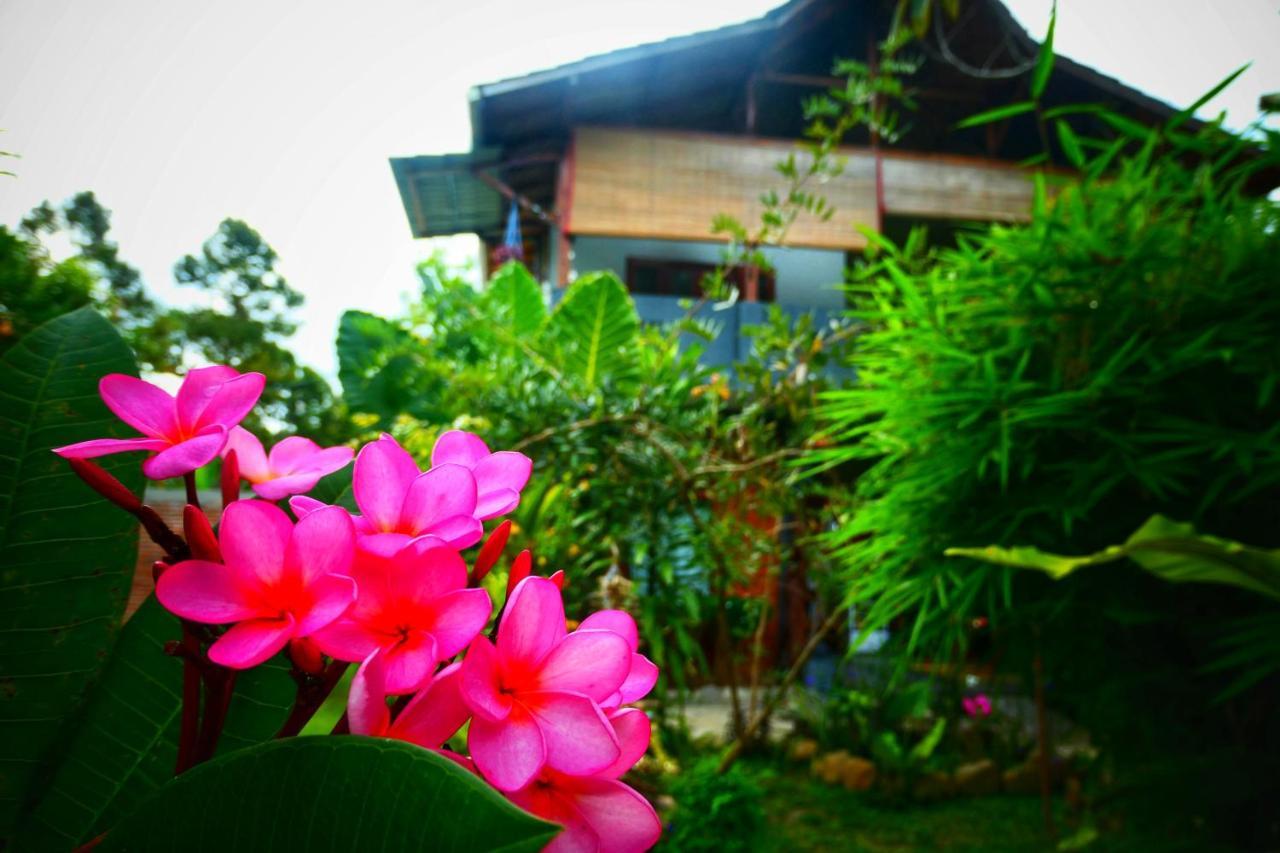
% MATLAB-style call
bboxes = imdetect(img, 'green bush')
[817,110,1280,845]
[661,759,765,853]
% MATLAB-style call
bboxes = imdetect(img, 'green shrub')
[817,110,1280,845]
[661,759,765,853]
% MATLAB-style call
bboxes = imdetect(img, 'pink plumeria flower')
[222,426,353,501]
[311,539,492,693]
[432,430,533,520]
[507,708,660,853]
[53,365,264,480]
[338,434,485,555]
[962,694,993,717]
[155,500,357,668]
[348,650,472,767]
[578,611,659,710]
[460,577,631,791]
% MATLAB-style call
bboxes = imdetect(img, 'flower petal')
[396,541,469,601]
[348,650,390,737]
[473,451,532,498]
[474,488,521,521]
[399,464,477,534]
[619,654,659,705]
[298,445,354,476]
[141,425,227,480]
[459,635,512,721]
[288,495,327,519]
[578,610,638,651]
[265,435,321,473]
[524,690,620,777]
[431,515,483,549]
[601,708,651,779]
[353,434,420,532]
[381,632,439,694]
[222,426,270,482]
[294,573,357,636]
[393,663,469,749]
[219,499,292,586]
[208,615,295,668]
[431,430,490,468]
[469,704,545,792]
[53,436,169,459]
[177,367,263,432]
[251,471,327,501]
[310,618,383,663]
[421,588,492,660]
[566,777,662,853]
[99,374,178,439]
[286,505,355,584]
[536,630,630,702]
[155,560,259,624]
[498,577,567,669]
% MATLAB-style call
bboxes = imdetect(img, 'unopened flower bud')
[289,637,324,675]
[183,505,221,562]
[221,449,240,509]
[473,520,512,583]
[507,549,532,595]
[67,458,142,512]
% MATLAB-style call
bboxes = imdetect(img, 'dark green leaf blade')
[16,598,296,849]
[1030,2,1056,100]
[0,307,143,842]
[955,101,1036,129]
[97,736,560,853]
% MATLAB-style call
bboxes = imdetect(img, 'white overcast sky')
[2,1,1277,379]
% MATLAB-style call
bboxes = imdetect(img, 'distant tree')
[171,218,345,442]
[10,198,347,442]
[0,226,94,353]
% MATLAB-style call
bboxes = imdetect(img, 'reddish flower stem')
[183,471,201,509]
[193,667,238,764]
[173,630,203,774]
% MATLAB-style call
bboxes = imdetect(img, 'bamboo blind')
[569,128,877,250]
[567,128,1041,246]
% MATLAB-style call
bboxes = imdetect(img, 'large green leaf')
[946,514,1280,600]
[545,272,639,390]
[486,261,547,337]
[97,736,559,853]
[0,307,143,841]
[335,310,427,422]
[16,597,296,849]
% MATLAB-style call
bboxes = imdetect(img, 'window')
[624,257,775,302]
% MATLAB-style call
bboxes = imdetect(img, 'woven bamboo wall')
[568,128,1040,246]
[570,128,877,250]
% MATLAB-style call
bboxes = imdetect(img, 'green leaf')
[909,718,947,764]
[97,736,559,853]
[1055,120,1085,168]
[1030,2,1056,100]
[16,597,297,849]
[545,272,639,389]
[0,307,143,842]
[335,311,428,423]
[487,261,546,337]
[1168,63,1249,130]
[955,101,1036,129]
[946,514,1280,600]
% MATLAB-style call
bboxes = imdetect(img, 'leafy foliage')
[0,225,95,354]
[662,758,764,853]
[97,736,558,853]
[0,308,143,843]
[816,98,1280,844]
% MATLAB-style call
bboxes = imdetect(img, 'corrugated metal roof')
[389,150,503,239]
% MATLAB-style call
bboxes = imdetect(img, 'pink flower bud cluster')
[53,365,661,853]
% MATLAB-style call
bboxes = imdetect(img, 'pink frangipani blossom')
[348,650,472,765]
[53,365,264,480]
[155,500,357,668]
[346,433,485,554]
[311,539,492,693]
[222,426,353,500]
[432,430,533,520]
[460,577,630,791]
[507,708,660,853]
